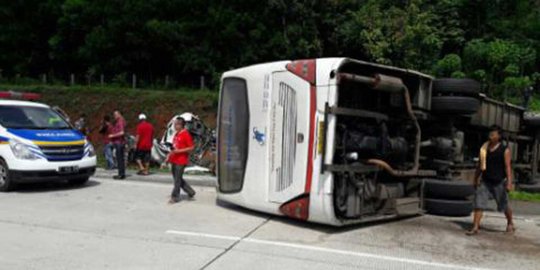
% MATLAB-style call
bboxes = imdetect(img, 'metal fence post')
[165,75,169,88]
[42,74,47,84]
[100,74,104,86]
[70,74,75,86]
[132,74,137,89]
[200,76,205,89]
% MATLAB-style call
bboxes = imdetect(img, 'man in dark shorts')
[135,114,154,175]
[167,117,196,204]
[467,125,515,235]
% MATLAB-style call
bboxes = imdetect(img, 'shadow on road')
[215,197,421,233]
[270,215,422,234]
[216,198,274,220]
[13,180,101,193]
[451,220,507,233]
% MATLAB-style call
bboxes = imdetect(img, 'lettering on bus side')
[262,74,270,112]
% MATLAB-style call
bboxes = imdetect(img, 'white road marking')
[166,230,492,270]
[166,230,241,241]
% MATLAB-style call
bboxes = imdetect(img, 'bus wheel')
[524,115,540,127]
[68,177,89,186]
[424,179,474,200]
[424,198,473,217]
[0,159,15,192]
[431,96,480,115]
[432,78,481,96]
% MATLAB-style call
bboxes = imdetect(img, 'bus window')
[218,78,249,193]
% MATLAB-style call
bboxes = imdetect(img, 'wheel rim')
[0,163,6,186]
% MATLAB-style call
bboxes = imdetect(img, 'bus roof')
[221,58,434,84]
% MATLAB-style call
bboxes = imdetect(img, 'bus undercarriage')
[322,59,535,220]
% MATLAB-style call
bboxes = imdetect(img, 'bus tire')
[424,198,473,217]
[0,159,15,192]
[432,78,481,96]
[431,96,480,115]
[523,115,540,127]
[68,177,89,186]
[424,179,474,199]
[518,183,540,193]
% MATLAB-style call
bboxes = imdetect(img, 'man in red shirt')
[135,114,155,176]
[167,117,196,203]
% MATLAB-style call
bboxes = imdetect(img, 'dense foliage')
[1,0,539,96]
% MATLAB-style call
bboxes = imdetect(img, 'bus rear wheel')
[431,96,480,115]
[0,159,15,192]
[432,78,481,96]
[424,198,473,217]
[423,179,474,200]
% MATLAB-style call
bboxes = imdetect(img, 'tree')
[338,0,444,71]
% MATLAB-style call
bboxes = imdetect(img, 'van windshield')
[0,105,72,129]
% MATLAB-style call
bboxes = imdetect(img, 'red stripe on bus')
[286,60,316,84]
[305,84,316,193]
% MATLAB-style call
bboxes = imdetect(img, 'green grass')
[0,83,218,102]
[0,83,219,131]
[509,191,540,203]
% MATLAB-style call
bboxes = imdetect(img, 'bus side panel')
[308,76,343,225]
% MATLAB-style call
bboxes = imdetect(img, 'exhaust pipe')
[338,72,421,176]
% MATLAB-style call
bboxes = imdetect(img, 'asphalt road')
[0,177,539,270]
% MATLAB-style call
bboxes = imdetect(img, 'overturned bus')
[216,58,538,226]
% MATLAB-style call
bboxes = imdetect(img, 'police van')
[0,91,96,191]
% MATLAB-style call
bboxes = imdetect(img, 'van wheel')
[424,179,474,199]
[0,159,15,192]
[424,198,473,217]
[431,96,480,115]
[432,78,481,96]
[68,177,89,186]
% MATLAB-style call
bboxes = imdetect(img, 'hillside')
[0,84,218,148]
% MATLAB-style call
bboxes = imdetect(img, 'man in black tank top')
[467,125,515,235]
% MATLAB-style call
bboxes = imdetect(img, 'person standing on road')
[167,117,196,204]
[109,110,127,180]
[74,113,88,135]
[467,125,515,235]
[134,113,154,176]
[99,115,115,170]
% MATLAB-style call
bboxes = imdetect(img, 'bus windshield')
[0,105,72,130]
[218,78,249,193]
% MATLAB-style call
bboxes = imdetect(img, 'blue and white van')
[0,99,96,191]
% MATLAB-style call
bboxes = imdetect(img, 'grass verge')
[509,191,540,203]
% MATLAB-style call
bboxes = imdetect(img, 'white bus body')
[216,58,435,226]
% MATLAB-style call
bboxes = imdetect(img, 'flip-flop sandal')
[136,170,144,175]
[506,225,516,234]
[466,229,479,236]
